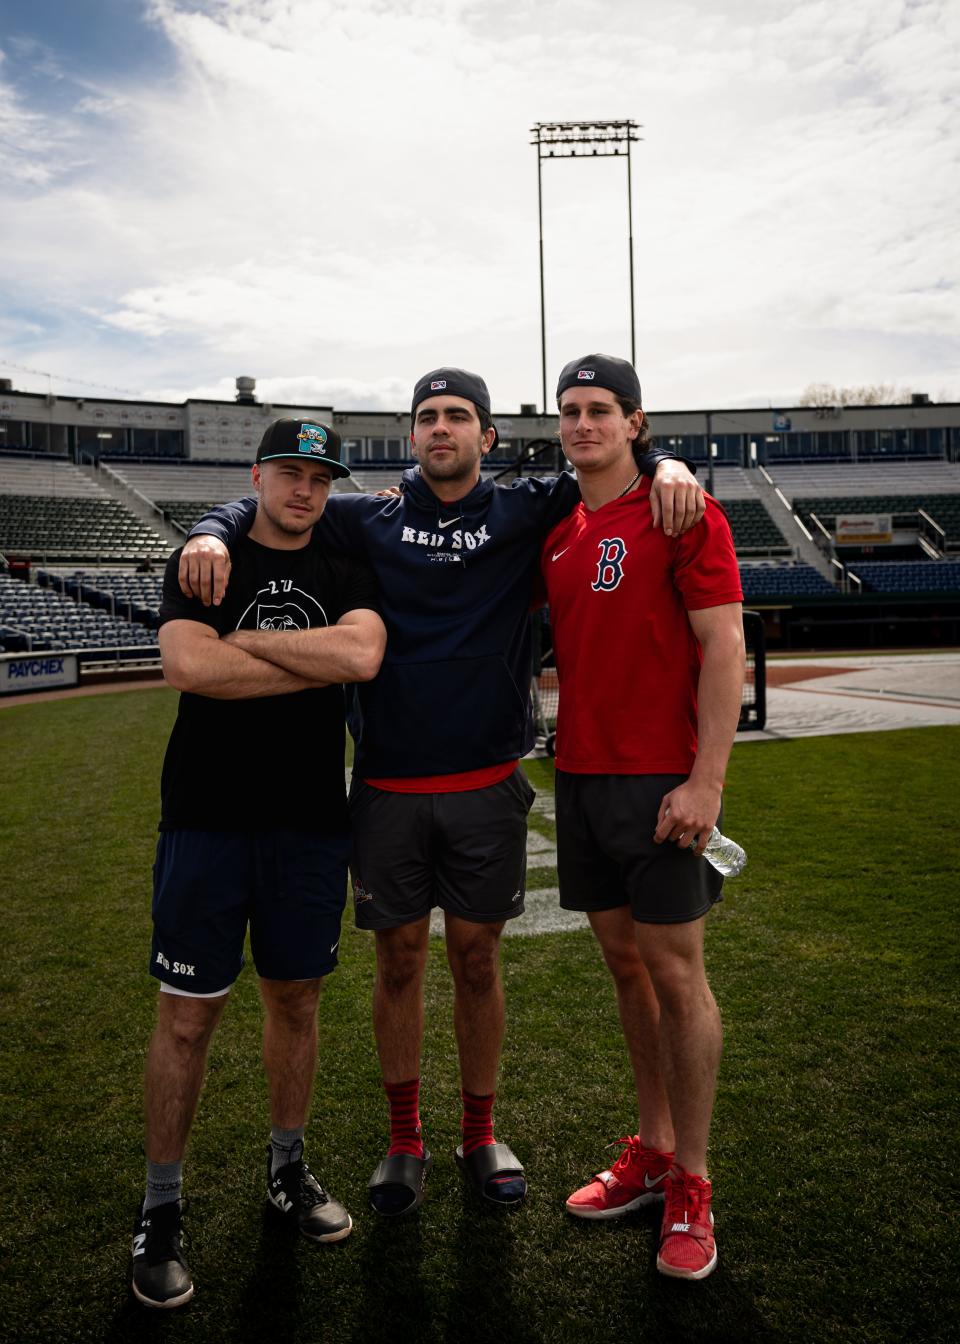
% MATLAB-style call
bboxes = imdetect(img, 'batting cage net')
[532,608,766,755]
[739,610,766,731]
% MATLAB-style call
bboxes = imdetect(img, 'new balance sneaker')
[565,1136,673,1219]
[266,1141,352,1242]
[656,1167,717,1280]
[131,1199,194,1309]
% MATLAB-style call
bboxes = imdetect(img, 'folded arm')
[222,608,386,684]
[654,603,746,853]
[160,620,322,699]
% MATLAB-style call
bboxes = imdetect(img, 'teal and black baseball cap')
[255,419,351,478]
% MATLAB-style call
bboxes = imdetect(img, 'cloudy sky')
[1,0,958,413]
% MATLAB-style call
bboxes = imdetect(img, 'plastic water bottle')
[703,827,747,877]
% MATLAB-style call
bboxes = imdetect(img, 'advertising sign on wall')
[0,653,79,696]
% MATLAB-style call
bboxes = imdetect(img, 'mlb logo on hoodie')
[577,370,595,381]
[431,380,447,391]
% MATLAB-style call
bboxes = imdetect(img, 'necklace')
[616,469,642,500]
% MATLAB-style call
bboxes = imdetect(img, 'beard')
[416,442,481,487]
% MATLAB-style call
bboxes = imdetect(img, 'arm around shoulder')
[179,496,257,606]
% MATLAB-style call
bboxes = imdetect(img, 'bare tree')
[799,382,916,407]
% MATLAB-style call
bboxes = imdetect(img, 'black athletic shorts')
[150,829,350,994]
[348,767,536,930]
[555,772,723,925]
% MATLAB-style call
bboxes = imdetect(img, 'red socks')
[385,1077,423,1159]
[461,1089,495,1157]
[385,1081,497,1158]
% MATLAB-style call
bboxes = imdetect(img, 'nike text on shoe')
[266,1141,352,1242]
[131,1199,194,1309]
[656,1167,718,1281]
[565,1136,674,1220]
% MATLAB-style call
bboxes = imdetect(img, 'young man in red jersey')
[541,354,745,1281]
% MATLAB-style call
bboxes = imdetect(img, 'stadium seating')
[0,495,170,562]
[37,569,164,627]
[850,560,960,594]
[739,563,838,599]
[722,500,792,554]
[0,457,106,498]
[767,461,960,501]
[102,459,359,535]
[790,494,960,543]
[767,463,960,548]
[0,573,159,655]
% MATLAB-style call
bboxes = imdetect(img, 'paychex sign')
[0,652,79,696]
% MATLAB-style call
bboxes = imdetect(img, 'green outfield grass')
[0,690,957,1343]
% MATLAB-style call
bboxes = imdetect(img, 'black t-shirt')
[157,536,380,833]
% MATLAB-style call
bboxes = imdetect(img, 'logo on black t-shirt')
[256,603,310,630]
[238,580,328,632]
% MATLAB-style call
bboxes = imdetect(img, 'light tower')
[530,119,642,413]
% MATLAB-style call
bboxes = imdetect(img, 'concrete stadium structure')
[2,375,959,469]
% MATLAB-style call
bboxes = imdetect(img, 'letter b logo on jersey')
[592,538,627,592]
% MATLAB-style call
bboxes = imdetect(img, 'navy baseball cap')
[411,367,499,450]
[255,419,351,478]
[556,354,642,407]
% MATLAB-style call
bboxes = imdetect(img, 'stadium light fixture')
[530,119,642,413]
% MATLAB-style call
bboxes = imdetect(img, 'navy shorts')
[556,773,724,925]
[348,767,536,930]
[150,829,350,994]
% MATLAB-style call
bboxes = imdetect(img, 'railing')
[735,544,794,557]
[918,509,946,558]
[97,460,184,535]
[492,438,566,484]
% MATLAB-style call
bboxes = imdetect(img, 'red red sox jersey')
[541,479,743,775]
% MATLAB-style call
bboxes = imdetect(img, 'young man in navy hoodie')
[177,368,703,1215]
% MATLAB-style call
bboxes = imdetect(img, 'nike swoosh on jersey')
[438,517,458,528]
[551,547,571,561]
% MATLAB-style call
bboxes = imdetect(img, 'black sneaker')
[131,1199,194,1309]
[266,1141,352,1242]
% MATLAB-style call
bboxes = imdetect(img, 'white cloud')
[75,94,127,116]
[0,51,67,186]
[2,0,958,410]
[143,371,411,411]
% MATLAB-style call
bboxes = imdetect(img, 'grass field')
[0,689,957,1343]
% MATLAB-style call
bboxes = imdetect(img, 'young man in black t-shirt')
[131,421,385,1310]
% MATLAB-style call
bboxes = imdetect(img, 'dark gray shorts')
[348,768,536,930]
[555,772,724,925]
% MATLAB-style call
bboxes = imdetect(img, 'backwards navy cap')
[556,353,642,407]
[411,367,499,450]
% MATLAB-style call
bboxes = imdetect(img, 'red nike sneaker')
[565,1136,673,1219]
[656,1166,717,1280]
